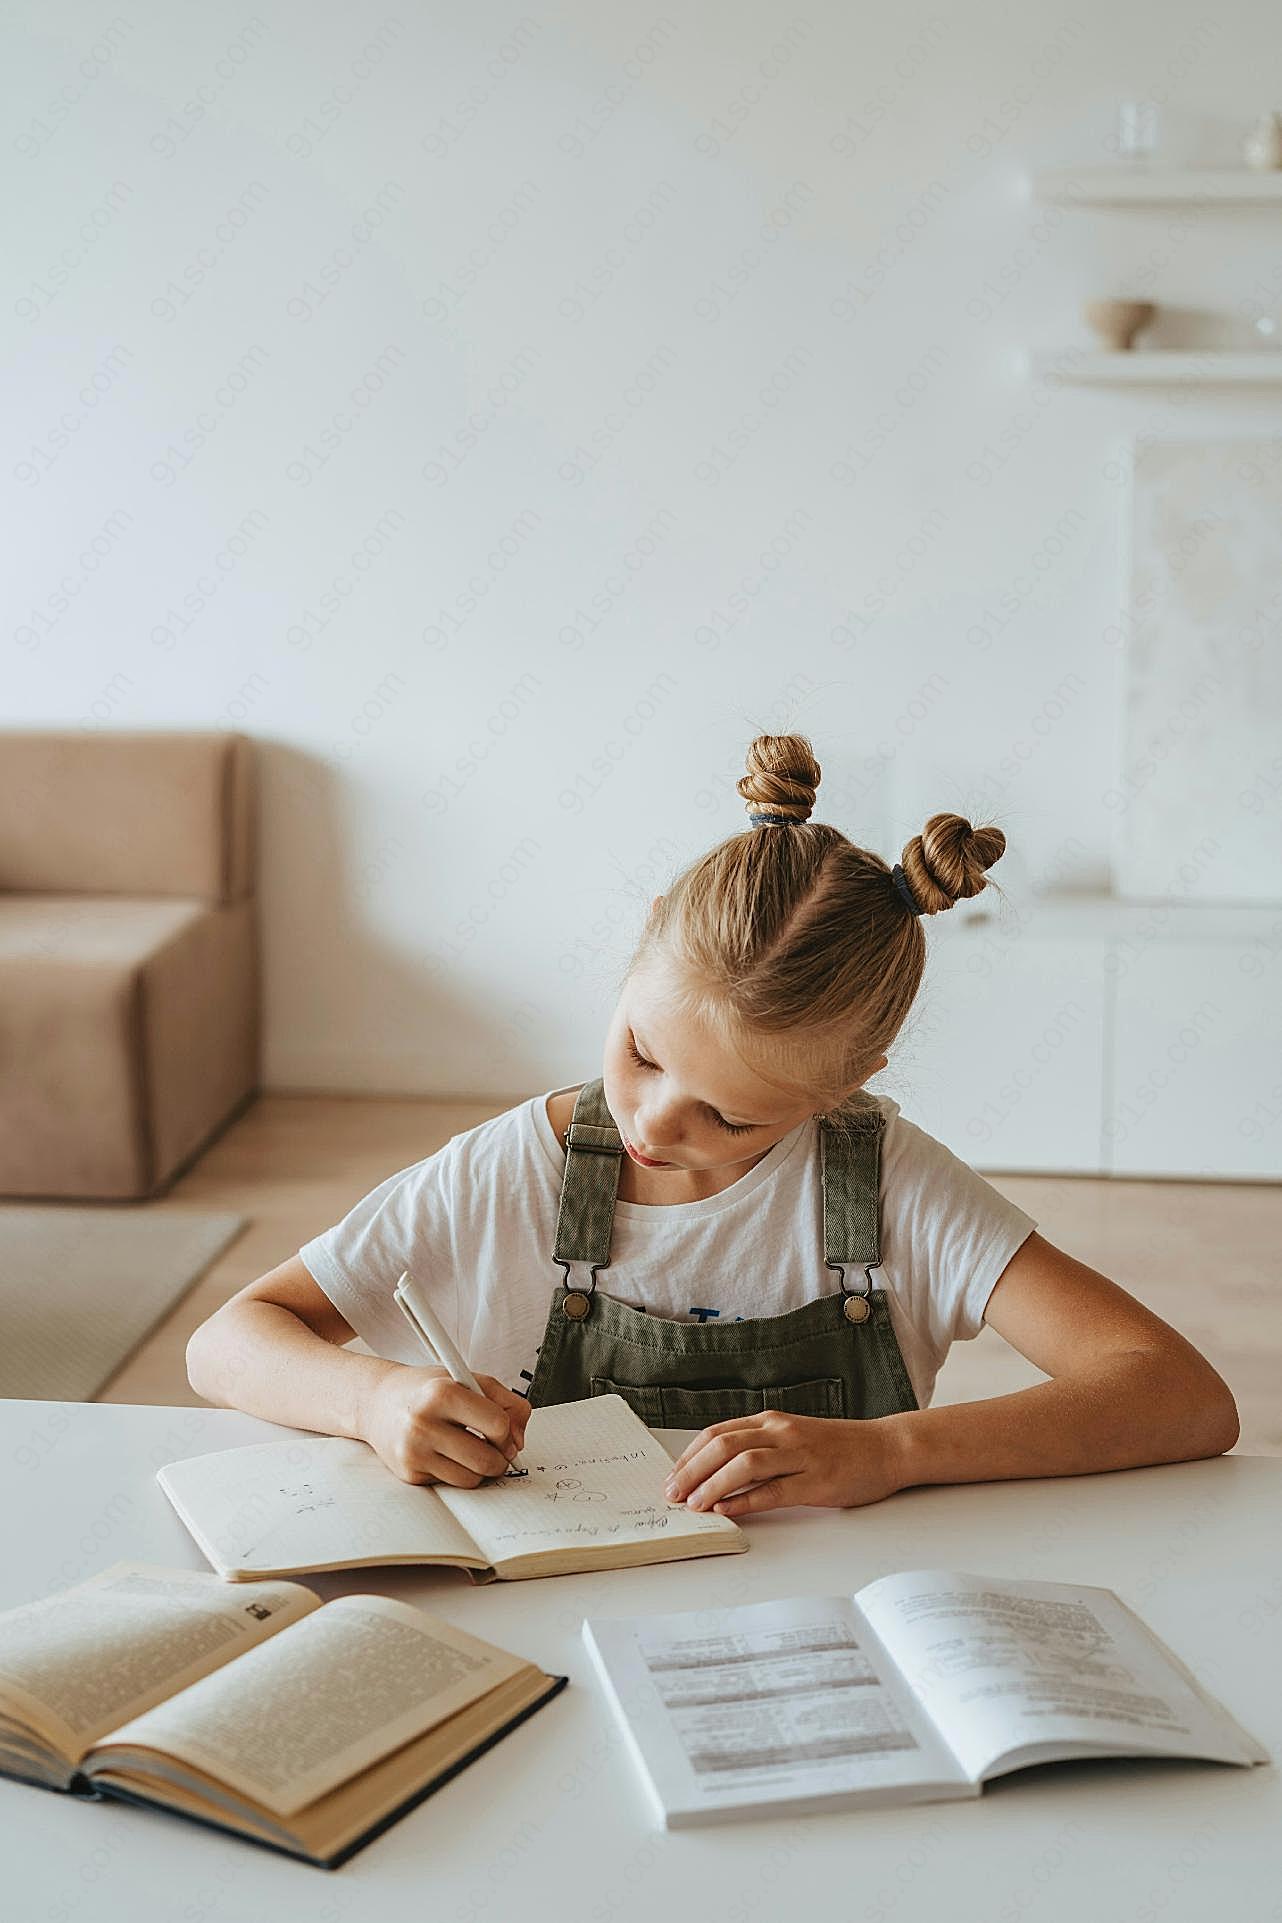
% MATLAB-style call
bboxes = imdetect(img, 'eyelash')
[625,1036,757,1136]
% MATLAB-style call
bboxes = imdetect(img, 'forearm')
[186,1300,401,1443]
[878,1348,1240,1493]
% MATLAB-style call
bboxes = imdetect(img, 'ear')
[814,1056,889,1116]
[842,1055,888,1099]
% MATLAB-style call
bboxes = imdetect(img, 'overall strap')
[552,1079,623,1273]
[819,1097,884,1270]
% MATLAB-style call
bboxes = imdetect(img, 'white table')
[3,1400,1279,1917]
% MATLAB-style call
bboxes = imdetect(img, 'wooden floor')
[100,1094,1282,1458]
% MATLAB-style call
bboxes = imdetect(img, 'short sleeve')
[881,1111,1038,1357]
[297,1140,463,1363]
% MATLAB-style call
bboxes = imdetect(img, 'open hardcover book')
[582,1569,1270,1827]
[0,1562,566,1867]
[157,1394,745,1582]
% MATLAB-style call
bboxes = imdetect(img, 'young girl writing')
[187,733,1239,1519]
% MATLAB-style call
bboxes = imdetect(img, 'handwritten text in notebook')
[439,1403,727,1551]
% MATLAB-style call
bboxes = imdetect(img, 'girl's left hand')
[662,1411,904,1517]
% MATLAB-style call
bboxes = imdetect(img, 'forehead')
[624,967,795,1116]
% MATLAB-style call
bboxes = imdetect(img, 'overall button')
[843,1294,871,1324]
[562,1291,592,1320]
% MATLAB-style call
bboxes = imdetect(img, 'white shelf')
[1025,350,1282,386]
[1031,166,1282,206]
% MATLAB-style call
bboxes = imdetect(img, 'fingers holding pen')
[474,1373,531,1452]
[389,1276,531,1475]
[363,1367,523,1485]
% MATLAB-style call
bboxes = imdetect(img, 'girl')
[187,734,1239,1519]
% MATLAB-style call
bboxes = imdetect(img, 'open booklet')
[0,1562,566,1868]
[582,1568,1270,1827]
[157,1394,746,1582]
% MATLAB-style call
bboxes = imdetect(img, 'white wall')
[9,0,1280,1109]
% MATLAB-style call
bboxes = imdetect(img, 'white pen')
[393,1270,526,1474]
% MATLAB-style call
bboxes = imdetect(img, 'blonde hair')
[625,733,1008,1111]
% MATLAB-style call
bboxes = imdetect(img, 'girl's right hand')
[361,1364,531,1486]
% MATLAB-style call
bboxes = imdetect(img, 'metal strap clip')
[828,1259,880,1325]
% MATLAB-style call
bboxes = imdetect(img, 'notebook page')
[438,1396,742,1562]
[157,1436,480,1575]
[856,1568,1270,1781]
[96,1596,526,1817]
[0,1564,315,1755]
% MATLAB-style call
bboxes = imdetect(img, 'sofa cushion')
[0,731,253,901]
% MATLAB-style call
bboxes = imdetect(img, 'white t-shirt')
[298,1083,1038,1411]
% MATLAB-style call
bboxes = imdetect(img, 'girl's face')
[603,953,830,1178]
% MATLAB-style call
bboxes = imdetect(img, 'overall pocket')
[590,1375,845,1426]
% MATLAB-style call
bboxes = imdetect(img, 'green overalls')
[524,1078,921,1427]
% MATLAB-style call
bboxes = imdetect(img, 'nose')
[632,1100,681,1158]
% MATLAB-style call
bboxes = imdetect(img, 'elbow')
[1194,1353,1240,1457]
[185,1312,226,1406]
[1208,1381,1241,1458]
[1180,1356,1240,1459]
[1133,1346,1240,1461]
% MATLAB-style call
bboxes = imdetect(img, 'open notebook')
[582,1570,1271,1827]
[158,1395,746,1582]
[0,1563,565,1867]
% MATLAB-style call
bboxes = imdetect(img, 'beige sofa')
[0,731,260,1199]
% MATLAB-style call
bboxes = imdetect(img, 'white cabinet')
[896,896,1281,1180]
[900,921,1105,1173]
[1108,922,1282,1179]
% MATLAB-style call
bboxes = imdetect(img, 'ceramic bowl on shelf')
[1084,298,1156,350]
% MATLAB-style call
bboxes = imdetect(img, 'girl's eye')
[626,1037,657,1072]
[626,1037,756,1136]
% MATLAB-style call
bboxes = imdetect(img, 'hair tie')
[890,862,925,915]
[747,811,797,826]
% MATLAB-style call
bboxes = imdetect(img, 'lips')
[624,1138,671,1168]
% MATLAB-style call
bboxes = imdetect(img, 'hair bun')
[898,813,1006,915]
[736,733,820,824]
